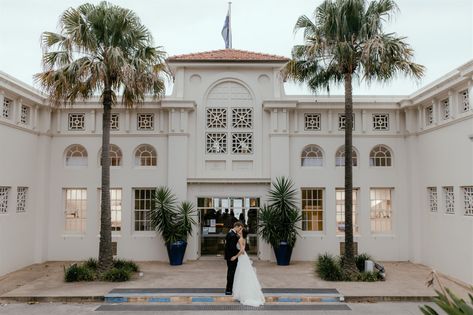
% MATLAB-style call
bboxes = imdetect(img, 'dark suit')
[224,229,240,293]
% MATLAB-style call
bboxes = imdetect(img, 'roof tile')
[167,49,289,63]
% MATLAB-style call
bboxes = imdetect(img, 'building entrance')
[197,197,259,257]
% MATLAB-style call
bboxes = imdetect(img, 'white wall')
[409,117,473,284]
[0,124,42,275]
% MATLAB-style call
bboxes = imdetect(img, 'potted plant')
[258,177,302,265]
[149,187,196,265]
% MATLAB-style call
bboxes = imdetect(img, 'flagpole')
[228,2,232,49]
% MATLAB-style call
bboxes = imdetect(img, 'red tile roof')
[167,49,289,63]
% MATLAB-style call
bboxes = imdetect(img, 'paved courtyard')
[0,259,469,301]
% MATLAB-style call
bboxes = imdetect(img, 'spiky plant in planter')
[149,187,197,265]
[258,177,302,265]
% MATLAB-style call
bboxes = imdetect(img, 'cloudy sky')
[0,0,471,96]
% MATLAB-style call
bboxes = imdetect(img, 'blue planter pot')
[166,240,187,266]
[273,242,293,266]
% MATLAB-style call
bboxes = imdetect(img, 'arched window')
[65,144,88,167]
[99,144,123,166]
[369,145,392,167]
[134,144,157,166]
[335,146,358,167]
[301,145,324,167]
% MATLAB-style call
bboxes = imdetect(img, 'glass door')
[198,197,259,256]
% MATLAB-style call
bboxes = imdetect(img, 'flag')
[221,5,232,49]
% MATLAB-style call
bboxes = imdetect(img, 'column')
[417,107,423,131]
[395,109,401,133]
[271,109,278,132]
[432,99,438,125]
[327,110,332,133]
[293,109,299,133]
[125,109,130,132]
[281,109,287,133]
[361,110,367,133]
[56,108,61,133]
[90,109,96,133]
[448,90,456,119]
[16,98,22,124]
[159,109,164,133]
[0,90,4,117]
[468,80,473,111]
[33,105,39,130]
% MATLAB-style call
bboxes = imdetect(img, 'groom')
[224,221,244,295]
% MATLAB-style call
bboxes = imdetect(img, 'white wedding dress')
[232,243,265,307]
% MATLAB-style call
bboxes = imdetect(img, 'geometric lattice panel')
[206,108,227,128]
[372,114,389,130]
[232,132,253,154]
[232,108,252,128]
[304,113,321,131]
[206,132,227,154]
[68,113,85,131]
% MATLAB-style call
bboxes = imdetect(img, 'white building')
[0,49,472,285]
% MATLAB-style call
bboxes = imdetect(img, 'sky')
[0,0,472,96]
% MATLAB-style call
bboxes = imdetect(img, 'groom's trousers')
[226,259,238,292]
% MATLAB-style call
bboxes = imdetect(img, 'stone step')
[104,288,344,304]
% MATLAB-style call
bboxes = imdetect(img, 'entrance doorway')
[197,197,259,257]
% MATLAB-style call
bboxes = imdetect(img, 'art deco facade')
[0,49,472,284]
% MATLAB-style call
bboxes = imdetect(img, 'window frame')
[335,188,360,236]
[134,144,158,167]
[133,188,156,232]
[301,144,324,167]
[370,187,393,235]
[64,144,88,167]
[301,188,325,233]
[64,188,87,234]
[369,144,393,167]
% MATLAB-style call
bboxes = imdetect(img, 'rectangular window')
[207,108,227,128]
[134,188,156,231]
[68,113,85,130]
[370,188,392,233]
[20,105,30,125]
[137,113,154,130]
[443,186,454,214]
[232,108,253,128]
[0,186,10,213]
[425,106,433,125]
[2,98,11,118]
[110,113,120,131]
[462,186,473,216]
[65,188,87,233]
[338,113,355,130]
[335,188,359,235]
[206,132,227,154]
[98,188,122,232]
[372,113,390,130]
[301,188,324,231]
[304,113,321,131]
[16,187,28,213]
[427,187,437,212]
[231,132,253,154]
[460,90,470,112]
[441,99,450,120]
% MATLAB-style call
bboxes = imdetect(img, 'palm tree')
[36,2,167,272]
[284,0,424,276]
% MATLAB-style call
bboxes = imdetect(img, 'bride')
[231,228,265,307]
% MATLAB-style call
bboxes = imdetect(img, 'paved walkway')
[0,260,469,300]
[0,302,442,314]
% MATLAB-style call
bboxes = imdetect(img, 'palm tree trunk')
[343,72,357,275]
[98,87,113,272]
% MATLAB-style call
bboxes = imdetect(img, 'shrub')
[356,271,379,282]
[84,258,98,270]
[64,264,95,282]
[113,259,139,272]
[102,268,131,282]
[315,253,345,281]
[355,253,372,272]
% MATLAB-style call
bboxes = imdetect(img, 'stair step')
[104,288,344,304]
